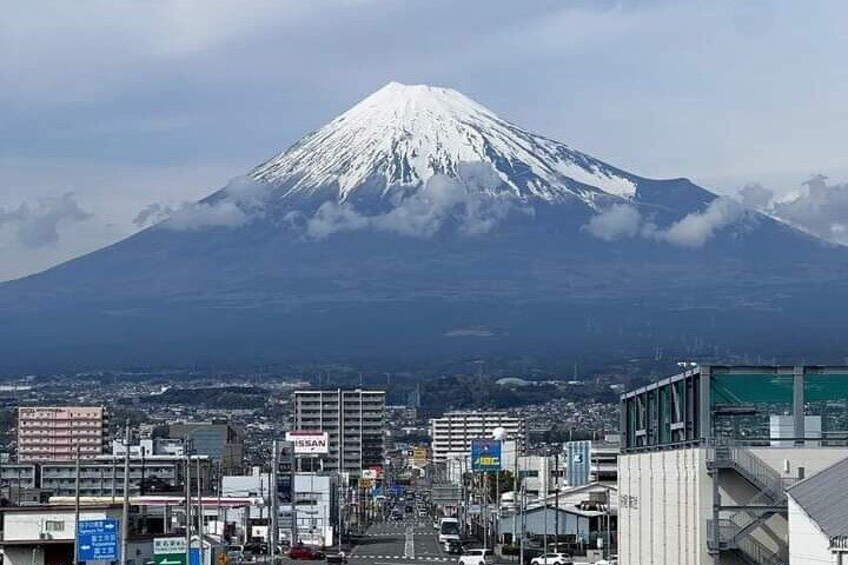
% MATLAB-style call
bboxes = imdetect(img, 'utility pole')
[483,472,489,550]
[215,462,223,540]
[512,447,518,545]
[112,453,117,503]
[336,473,343,550]
[554,451,559,547]
[196,455,203,542]
[185,443,192,565]
[74,445,81,565]
[270,440,279,563]
[495,470,500,548]
[518,480,526,565]
[543,452,549,559]
[291,451,298,548]
[121,422,131,565]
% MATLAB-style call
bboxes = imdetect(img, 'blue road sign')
[77,519,120,562]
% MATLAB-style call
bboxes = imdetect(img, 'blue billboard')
[471,439,502,472]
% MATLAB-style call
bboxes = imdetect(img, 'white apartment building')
[429,411,526,463]
[293,389,386,474]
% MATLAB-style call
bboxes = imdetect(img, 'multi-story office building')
[429,411,527,462]
[293,389,386,474]
[17,406,106,462]
[619,365,848,565]
[167,422,245,474]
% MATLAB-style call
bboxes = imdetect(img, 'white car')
[457,548,493,565]
[530,553,573,565]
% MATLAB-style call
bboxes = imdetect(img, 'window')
[45,520,65,532]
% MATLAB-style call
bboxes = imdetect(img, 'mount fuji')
[1,82,847,369]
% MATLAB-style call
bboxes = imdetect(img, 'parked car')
[530,553,573,565]
[445,540,463,555]
[325,552,347,565]
[457,548,493,565]
[226,545,246,561]
[289,545,325,560]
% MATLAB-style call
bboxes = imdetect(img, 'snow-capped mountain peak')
[250,82,638,205]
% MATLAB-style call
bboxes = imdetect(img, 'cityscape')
[3,3,848,565]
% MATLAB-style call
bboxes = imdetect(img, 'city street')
[348,518,452,563]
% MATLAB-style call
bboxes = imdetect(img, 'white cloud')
[133,176,270,231]
[159,200,250,231]
[304,201,370,239]
[302,165,523,240]
[584,198,745,247]
[738,182,774,209]
[768,175,848,245]
[657,198,744,248]
[0,193,91,248]
[133,202,176,228]
[584,203,642,241]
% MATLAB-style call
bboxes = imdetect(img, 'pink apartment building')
[17,406,106,462]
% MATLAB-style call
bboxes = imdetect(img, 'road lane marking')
[404,525,415,559]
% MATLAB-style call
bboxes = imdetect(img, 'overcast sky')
[1,0,847,280]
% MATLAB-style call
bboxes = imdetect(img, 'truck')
[438,517,461,544]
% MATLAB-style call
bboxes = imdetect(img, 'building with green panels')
[618,366,848,565]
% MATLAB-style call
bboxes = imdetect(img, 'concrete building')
[619,365,848,565]
[588,435,620,486]
[429,411,527,463]
[168,422,244,474]
[0,456,211,499]
[293,389,386,474]
[0,503,154,565]
[17,406,106,462]
[112,438,185,458]
[500,483,617,553]
[294,473,338,547]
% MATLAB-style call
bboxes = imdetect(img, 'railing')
[706,438,791,563]
[736,536,787,565]
[706,439,786,502]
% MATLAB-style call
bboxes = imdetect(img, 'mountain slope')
[0,82,846,369]
[251,82,641,205]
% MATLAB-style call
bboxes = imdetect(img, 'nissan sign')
[285,431,329,454]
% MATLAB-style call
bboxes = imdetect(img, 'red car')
[289,545,325,560]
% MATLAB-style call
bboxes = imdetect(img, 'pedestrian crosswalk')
[349,556,453,562]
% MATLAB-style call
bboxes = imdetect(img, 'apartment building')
[293,389,386,474]
[17,406,106,462]
[1,455,212,499]
[429,411,527,462]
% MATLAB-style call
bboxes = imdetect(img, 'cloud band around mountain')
[585,198,746,247]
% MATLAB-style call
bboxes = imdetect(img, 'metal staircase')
[734,537,787,565]
[706,440,790,565]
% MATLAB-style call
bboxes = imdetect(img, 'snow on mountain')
[250,82,638,207]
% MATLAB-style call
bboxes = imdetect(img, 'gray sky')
[2,0,847,280]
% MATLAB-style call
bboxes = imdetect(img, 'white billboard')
[154,537,186,555]
[285,431,329,454]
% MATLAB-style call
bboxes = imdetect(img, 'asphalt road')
[349,516,452,564]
